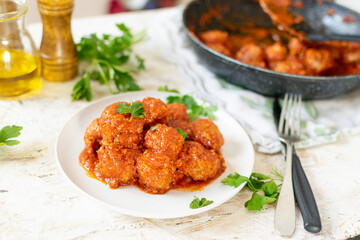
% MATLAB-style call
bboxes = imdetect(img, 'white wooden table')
[1,4,360,240]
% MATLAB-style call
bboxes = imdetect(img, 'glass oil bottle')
[0,0,42,100]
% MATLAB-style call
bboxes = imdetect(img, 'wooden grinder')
[37,0,78,82]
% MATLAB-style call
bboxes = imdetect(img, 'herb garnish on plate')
[117,102,145,119]
[190,196,214,209]
[176,128,188,141]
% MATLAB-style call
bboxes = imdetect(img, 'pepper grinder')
[37,0,78,82]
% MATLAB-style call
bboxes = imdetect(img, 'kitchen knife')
[273,97,322,233]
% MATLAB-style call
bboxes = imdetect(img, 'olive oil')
[0,49,42,99]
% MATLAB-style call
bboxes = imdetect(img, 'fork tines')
[278,93,302,138]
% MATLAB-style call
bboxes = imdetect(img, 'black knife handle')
[292,149,322,233]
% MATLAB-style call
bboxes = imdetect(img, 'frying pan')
[182,0,360,99]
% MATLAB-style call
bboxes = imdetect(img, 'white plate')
[56,90,254,219]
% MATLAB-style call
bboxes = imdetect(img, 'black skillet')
[182,0,360,99]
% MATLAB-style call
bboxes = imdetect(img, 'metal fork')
[274,93,302,237]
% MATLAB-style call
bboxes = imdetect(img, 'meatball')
[168,119,191,134]
[207,43,231,56]
[265,42,287,62]
[200,30,228,44]
[100,102,145,133]
[112,131,143,149]
[100,101,129,119]
[99,102,145,145]
[304,48,334,75]
[167,103,191,133]
[136,150,177,194]
[272,59,307,75]
[84,118,102,151]
[142,97,168,127]
[343,48,360,64]
[288,38,307,58]
[235,43,267,68]
[177,141,221,181]
[144,124,184,156]
[189,118,224,151]
[95,144,140,189]
[167,103,190,122]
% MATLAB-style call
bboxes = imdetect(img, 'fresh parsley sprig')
[72,23,146,101]
[166,94,217,121]
[0,125,22,146]
[190,196,214,209]
[117,102,145,119]
[221,169,283,211]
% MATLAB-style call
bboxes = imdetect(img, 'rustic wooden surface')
[1,5,360,240]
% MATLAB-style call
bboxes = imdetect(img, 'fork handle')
[274,143,296,237]
[292,149,322,233]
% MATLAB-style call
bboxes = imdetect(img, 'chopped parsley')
[176,128,188,141]
[150,125,158,131]
[117,101,145,119]
[190,196,214,209]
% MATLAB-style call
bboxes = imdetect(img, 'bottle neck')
[0,16,27,50]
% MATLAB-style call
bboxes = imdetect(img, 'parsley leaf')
[221,172,249,188]
[244,193,278,211]
[150,125,158,131]
[72,72,92,101]
[251,173,271,180]
[190,196,214,209]
[157,85,179,93]
[221,170,283,211]
[117,102,145,119]
[72,23,146,101]
[262,180,278,196]
[0,125,22,146]
[167,95,197,109]
[176,128,188,141]
[166,95,217,121]
[245,193,266,211]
